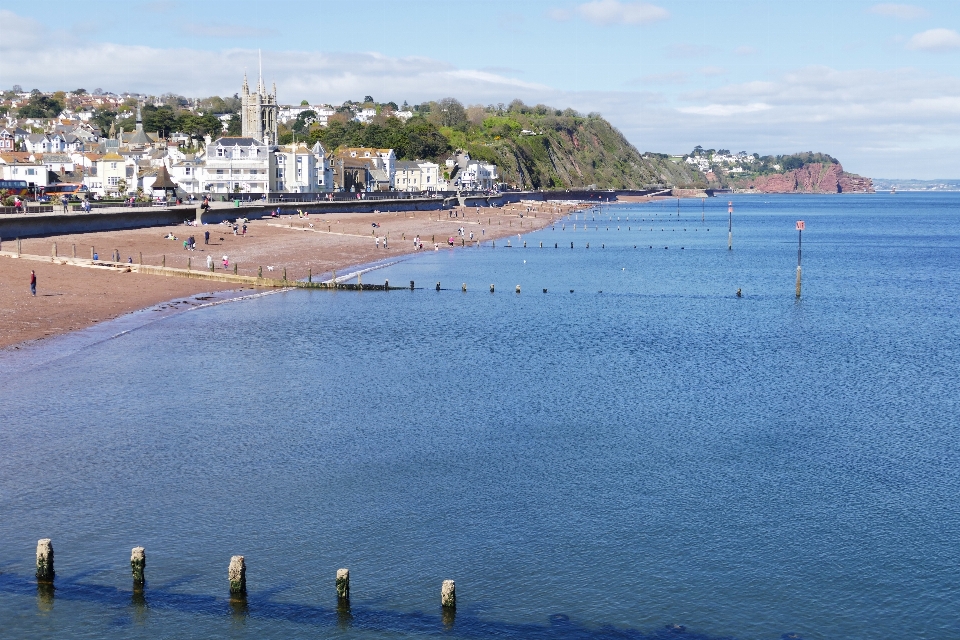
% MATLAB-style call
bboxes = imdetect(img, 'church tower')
[240,56,278,146]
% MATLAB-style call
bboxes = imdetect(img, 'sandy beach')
[0,201,580,349]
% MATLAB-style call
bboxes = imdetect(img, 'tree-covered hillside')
[288,98,706,190]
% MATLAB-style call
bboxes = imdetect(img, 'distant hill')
[448,108,705,190]
[299,100,706,190]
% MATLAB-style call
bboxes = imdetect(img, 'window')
[185,167,191,175]
[217,148,224,157]
[111,163,117,169]
[277,168,283,178]
[216,169,224,174]
[107,177,119,186]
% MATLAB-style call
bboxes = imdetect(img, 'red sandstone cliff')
[733,163,874,193]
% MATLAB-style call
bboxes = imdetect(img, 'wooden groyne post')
[441,579,456,608]
[336,568,350,602]
[36,539,54,582]
[728,201,733,250]
[131,547,145,587]
[229,555,246,596]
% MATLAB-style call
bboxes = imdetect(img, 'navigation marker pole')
[727,201,733,250]
[701,197,705,223]
[795,220,804,298]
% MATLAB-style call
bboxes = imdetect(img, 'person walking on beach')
[222,256,229,270]
[30,270,36,296]
[207,254,213,270]
[375,236,380,249]
[204,230,210,245]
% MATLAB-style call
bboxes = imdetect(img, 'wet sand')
[0,202,579,349]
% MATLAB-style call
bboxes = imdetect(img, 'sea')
[0,192,958,639]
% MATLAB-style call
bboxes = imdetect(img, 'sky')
[2,0,960,178]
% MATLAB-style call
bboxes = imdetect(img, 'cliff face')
[732,163,874,193]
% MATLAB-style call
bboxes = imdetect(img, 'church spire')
[242,72,249,95]
[258,49,265,95]
[136,103,142,131]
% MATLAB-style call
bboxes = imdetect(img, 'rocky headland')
[731,162,874,194]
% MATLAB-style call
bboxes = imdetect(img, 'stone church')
[241,71,278,147]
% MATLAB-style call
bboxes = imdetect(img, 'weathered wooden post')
[410,280,415,290]
[52,243,57,258]
[90,245,94,260]
[308,268,312,283]
[233,263,238,275]
[162,255,165,267]
[228,555,246,596]
[441,580,456,608]
[131,547,145,587]
[187,257,191,271]
[258,266,262,277]
[283,268,287,281]
[36,539,54,582]
[138,252,142,265]
[490,284,495,293]
[17,238,21,257]
[435,281,440,291]
[336,568,350,601]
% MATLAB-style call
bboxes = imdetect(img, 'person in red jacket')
[30,270,36,296]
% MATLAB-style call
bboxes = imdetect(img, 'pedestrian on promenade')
[30,270,36,296]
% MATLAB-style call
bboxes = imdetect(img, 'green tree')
[90,108,117,132]
[300,99,309,106]
[143,105,178,137]
[428,98,466,129]
[227,114,242,136]
[18,94,64,118]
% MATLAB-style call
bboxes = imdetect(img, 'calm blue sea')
[1,192,958,639]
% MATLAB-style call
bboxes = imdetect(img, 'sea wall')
[0,208,191,239]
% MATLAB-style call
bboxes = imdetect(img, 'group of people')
[375,236,389,249]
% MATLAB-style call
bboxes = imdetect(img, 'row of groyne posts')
[33,539,457,613]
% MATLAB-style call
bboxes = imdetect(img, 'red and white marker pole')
[796,220,805,298]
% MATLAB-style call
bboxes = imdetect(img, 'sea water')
[0,193,958,639]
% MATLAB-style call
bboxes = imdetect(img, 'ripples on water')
[0,193,958,639]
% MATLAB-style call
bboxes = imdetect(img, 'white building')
[0,154,49,189]
[354,108,377,124]
[395,160,440,192]
[273,142,331,193]
[200,137,272,195]
[168,154,204,195]
[445,152,498,191]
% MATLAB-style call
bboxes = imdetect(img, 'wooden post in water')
[490,284,494,293]
[436,281,440,291]
[728,201,733,250]
[36,539,54,583]
[229,555,246,596]
[795,220,804,298]
[441,580,456,608]
[701,197,705,223]
[462,283,466,292]
[410,280,415,290]
[308,269,312,283]
[258,266,263,278]
[336,568,350,601]
[283,268,287,282]
[131,547,145,587]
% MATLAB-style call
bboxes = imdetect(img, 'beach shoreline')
[0,201,582,351]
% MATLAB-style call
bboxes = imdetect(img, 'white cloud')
[869,3,929,20]
[699,66,727,76]
[678,103,772,117]
[574,1,669,26]
[907,28,960,52]
[734,45,757,56]
[547,8,572,21]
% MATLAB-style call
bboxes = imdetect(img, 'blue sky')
[2,0,960,178]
